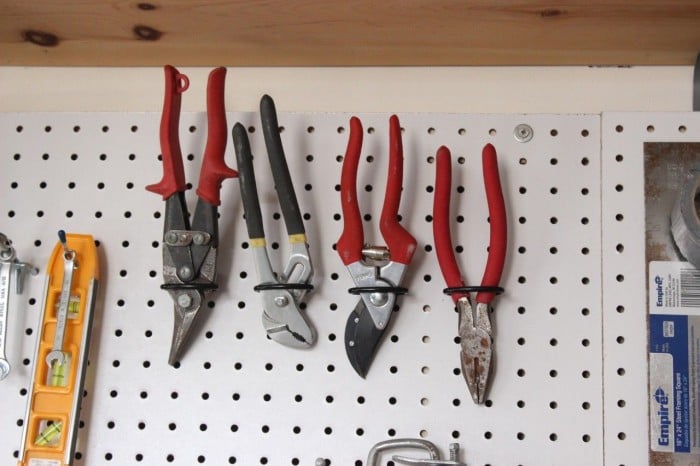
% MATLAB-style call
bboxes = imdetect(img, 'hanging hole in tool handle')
[175,73,190,93]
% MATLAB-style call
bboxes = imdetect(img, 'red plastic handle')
[476,143,507,304]
[196,67,238,206]
[336,116,364,265]
[379,115,416,265]
[146,65,189,200]
[433,146,467,304]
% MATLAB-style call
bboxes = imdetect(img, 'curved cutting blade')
[345,300,388,378]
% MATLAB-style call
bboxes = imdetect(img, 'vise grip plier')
[232,95,315,348]
[147,65,237,365]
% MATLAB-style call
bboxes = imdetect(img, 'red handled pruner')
[433,144,507,404]
[146,65,237,365]
[337,115,417,378]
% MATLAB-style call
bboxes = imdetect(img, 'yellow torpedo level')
[18,232,99,466]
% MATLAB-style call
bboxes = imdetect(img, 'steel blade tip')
[344,302,386,378]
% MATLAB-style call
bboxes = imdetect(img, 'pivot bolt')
[192,233,206,245]
[274,296,289,307]
[369,292,388,307]
[177,293,192,308]
[178,266,193,281]
[165,231,179,245]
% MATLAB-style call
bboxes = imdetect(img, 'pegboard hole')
[488,128,497,136]
[458,128,466,135]
[679,125,687,133]
[550,129,558,136]
[581,129,590,137]
[615,125,623,133]
[646,125,654,133]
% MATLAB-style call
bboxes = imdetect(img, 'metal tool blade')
[344,300,388,378]
[168,291,203,365]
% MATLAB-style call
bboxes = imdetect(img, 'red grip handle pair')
[433,144,507,304]
[337,115,416,266]
[146,66,237,206]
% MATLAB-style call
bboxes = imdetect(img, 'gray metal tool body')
[233,95,315,348]
[0,233,38,380]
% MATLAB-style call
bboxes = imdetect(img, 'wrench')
[0,233,37,381]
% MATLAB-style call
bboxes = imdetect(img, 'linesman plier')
[338,115,417,378]
[147,65,237,365]
[433,144,507,404]
[232,95,315,348]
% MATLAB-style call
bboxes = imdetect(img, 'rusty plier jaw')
[433,144,507,403]
[457,298,493,404]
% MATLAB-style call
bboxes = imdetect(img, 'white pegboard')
[601,112,700,466]
[1,111,605,465]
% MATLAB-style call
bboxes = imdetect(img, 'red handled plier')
[147,65,237,365]
[338,115,417,378]
[433,144,507,404]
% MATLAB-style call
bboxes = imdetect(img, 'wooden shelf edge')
[1,1,699,67]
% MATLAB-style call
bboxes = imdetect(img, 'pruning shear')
[232,95,315,348]
[432,144,507,404]
[338,115,417,377]
[147,65,237,365]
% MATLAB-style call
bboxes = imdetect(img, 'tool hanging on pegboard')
[432,144,507,404]
[337,115,417,378]
[18,231,99,466]
[233,95,316,348]
[146,65,238,365]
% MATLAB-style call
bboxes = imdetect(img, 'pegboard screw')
[177,293,192,308]
[514,124,533,143]
[192,232,206,245]
[274,296,289,307]
[369,292,388,307]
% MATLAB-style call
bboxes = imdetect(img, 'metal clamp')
[315,438,467,466]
